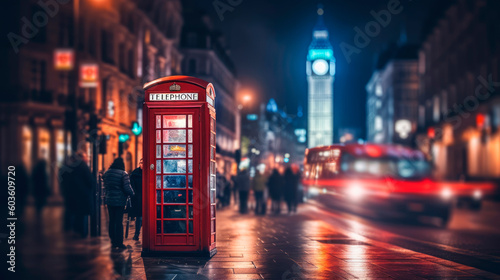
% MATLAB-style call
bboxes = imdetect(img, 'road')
[304,197,500,275]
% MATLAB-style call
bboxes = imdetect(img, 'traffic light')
[89,114,98,131]
[118,133,130,156]
[99,135,107,155]
[131,121,142,136]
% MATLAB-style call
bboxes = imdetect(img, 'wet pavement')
[9,203,500,279]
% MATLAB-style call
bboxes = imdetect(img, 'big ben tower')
[307,5,335,148]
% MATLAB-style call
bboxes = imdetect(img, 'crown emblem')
[169,83,181,91]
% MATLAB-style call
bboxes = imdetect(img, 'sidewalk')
[13,204,498,279]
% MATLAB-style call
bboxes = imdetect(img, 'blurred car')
[302,144,495,226]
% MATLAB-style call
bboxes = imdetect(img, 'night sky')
[189,0,436,139]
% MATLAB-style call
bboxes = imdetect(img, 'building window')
[144,29,151,44]
[101,30,114,64]
[128,49,134,77]
[38,127,51,161]
[31,7,46,43]
[58,15,72,46]
[22,126,32,171]
[188,59,196,74]
[30,60,47,101]
[374,116,383,131]
[433,96,440,122]
[119,43,126,72]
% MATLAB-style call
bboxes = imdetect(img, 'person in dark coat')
[284,167,299,214]
[103,158,134,249]
[267,169,284,214]
[235,169,250,214]
[129,158,143,241]
[251,170,267,215]
[32,159,51,217]
[60,151,95,238]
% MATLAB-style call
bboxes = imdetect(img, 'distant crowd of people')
[216,166,302,215]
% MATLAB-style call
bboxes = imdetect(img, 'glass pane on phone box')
[156,115,161,128]
[164,145,186,158]
[156,205,161,219]
[163,160,186,173]
[210,176,215,190]
[163,220,186,234]
[164,205,186,218]
[210,133,215,146]
[188,129,193,143]
[188,144,193,158]
[156,175,161,189]
[210,190,216,203]
[163,115,186,128]
[156,145,161,158]
[188,190,193,203]
[189,220,193,234]
[163,190,186,203]
[156,220,161,234]
[163,175,186,188]
[188,160,193,173]
[156,160,161,174]
[188,175,193,188]
[163,130,186,143]
[189,205,193,218]
[156,131,161,143]
[188,115,192,128]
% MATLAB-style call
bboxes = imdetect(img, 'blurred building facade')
[366,42,419,146]
[241,99,306,174]
[0,0,184,197]
[417,0,500,180]
[180,9,240,178]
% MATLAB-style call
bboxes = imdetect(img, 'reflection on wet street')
[12,201,500,280]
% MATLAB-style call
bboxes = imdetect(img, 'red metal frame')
[142,76,216,257]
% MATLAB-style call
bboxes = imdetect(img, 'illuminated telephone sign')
[142,76,217,257]
[80,63,99,88]
[54,49,74,71]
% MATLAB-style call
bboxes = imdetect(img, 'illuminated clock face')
[312,59,329,75]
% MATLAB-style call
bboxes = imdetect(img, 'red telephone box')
[142,76,217,257]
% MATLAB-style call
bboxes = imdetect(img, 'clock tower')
[307,5,335,148]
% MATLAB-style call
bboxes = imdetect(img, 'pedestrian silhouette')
[60,151,95,238]
[103,158,134,250]
[235,169,250,214]
[251,170,267,215]
[129,158,143,241]
[32,159,50,218]
[284,167,299,214]
[267,169,284,214]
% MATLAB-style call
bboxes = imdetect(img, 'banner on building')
[80,63,99,88]
[54,49,74,71]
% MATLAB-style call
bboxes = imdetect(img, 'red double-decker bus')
[302,144,495,226]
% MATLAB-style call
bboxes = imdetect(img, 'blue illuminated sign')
[246,114,258,121]
[308,49,333,60]
[119,134,130,143]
